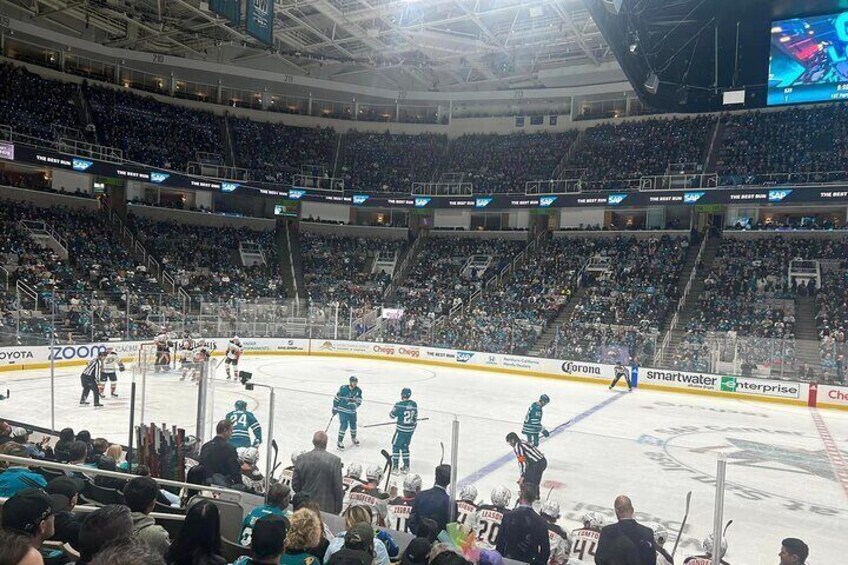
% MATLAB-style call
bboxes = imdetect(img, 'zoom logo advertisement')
[352,194,370,205]
[288,189,306,200]
[72,158,93,171]
[221,182,240,193]
[607,194,628,205]
[684,191,705,204]
[475,197,493,208]
[150,172,170,183]
[414,197,431,208]
[539,196,558,207]
[768,189,793,202]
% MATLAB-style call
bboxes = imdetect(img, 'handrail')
[284,223,299,299]
[0,454,247,500]
[657,235,708,364]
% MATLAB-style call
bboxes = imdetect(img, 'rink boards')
[1,337,846,410]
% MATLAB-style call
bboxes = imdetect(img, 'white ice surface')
[1,355,846,563]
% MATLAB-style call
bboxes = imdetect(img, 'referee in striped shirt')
[506,432,547,486]
[79,351,106,407]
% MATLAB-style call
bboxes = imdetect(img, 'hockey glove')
[541,429,550,438]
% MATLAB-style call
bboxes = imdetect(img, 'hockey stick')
[270,440,279,480]
[362,417,429,429]
[546,486,555,501]
[325,413,336,433]
[670,491,692,559]
[380,449,393,492]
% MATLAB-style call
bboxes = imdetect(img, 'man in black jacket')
[408,464,454,535]
[495,482,550,565]
[595,495,656,565]
[199,420,242,486]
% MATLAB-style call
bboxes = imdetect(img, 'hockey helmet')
[540,500,561,520]
[539,394,550,405]
[346,462,363,479]
[490,485,512,508]
[581,512,605,531]
[401,387,412,399]
[365,464,384,482]
[349,375,359,384]
[232,335,241,343]
[234,400,247,411]
[237,447,259,465]
[459,484,478,503]
[291,450,306,465]
[651,523,668,545]
[403,473,422,494]
[702,534,727,557]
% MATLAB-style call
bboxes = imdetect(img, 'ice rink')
[2,354,846,563]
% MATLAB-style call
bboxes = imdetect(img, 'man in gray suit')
[292,430,345,514]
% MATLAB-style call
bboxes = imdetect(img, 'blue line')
[458,391,629,488]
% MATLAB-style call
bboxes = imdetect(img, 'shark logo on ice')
[684,191,705,204]
[288,189,306,200]
[414,197,431,208]
[352,194,370,205]
[72,159,93,171]
[475,198,493,208]
[539,196,557,208]
[607,194,627,205]
[150,172,170,183]
[221,182,239,193]
[768,189,792,202]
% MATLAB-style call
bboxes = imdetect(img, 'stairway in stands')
[657,237,702,338]
[794,296,822,373]
[274,221,304,299]
[659,235,721,363]
[528,286,589,356]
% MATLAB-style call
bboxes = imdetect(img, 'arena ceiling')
[0,0,618,91]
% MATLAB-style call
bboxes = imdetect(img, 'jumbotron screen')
[768,12,848,105]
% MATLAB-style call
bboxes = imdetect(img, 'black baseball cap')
[401,537,431,565]
[2,488,56,534]
[252,515,288,558]
[46,476,85,499]
[345,523,374,552]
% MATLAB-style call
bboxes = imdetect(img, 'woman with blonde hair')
[284,508,324,565]
[324,506,391,565]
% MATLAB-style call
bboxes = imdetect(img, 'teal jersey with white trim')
[390,399,418,433]
[522,402,544,435]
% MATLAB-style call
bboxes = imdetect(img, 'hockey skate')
[352,438,360,446]
[337,442,345,451]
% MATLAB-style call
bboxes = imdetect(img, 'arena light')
[644,72,659,95]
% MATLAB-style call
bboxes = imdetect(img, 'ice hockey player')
[348,464,390,526]
[280,450,305,489]
[185,340,212,383]
[522,394,551,447]
[387,473,422,532]
[475,486,512,550]
[568,512,605,565]
[226,400,263,449]
[154,332,171,373]
[99,347,125,398]
[390,387,418,472]
[237,447,265,493]
[333,376,362,450]
[684,534,729,565]
[608,361,633,392]
[225,336,244,380]
[238,482,291,546]
[179,331,195,352]
[651,523,673,565]
[456,484,480,529]
[540,501,571,565]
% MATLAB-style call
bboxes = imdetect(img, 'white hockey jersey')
[547,524,571,565]
[474,505,508,550]
[456,500,479,529]
[567,528,601,565]
[226,341,244,360]
[386,496,415,533]
[102,352,124,373]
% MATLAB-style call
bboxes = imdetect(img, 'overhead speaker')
[603,0,624,14]
[644,73,659,95]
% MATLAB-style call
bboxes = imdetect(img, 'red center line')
[810,409,848,501]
